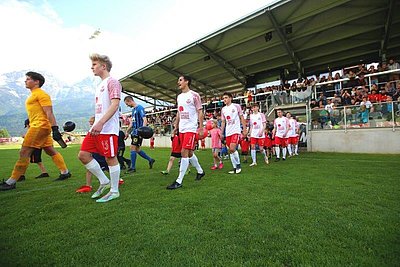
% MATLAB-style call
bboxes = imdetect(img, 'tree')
[0,128,11,138]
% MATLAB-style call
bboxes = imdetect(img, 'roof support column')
[266,9,304,77]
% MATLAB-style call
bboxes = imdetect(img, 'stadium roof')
[119,0,400,105]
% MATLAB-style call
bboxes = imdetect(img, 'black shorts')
[171,152,182,158]
[131,134,143,147]
[30,148,43,163]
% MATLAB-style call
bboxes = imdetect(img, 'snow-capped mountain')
[0,70,97,136]
[0,70,97,116]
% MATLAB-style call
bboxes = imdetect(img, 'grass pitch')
[0,145,399,266]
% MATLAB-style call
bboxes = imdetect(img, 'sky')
[0,0,272,84]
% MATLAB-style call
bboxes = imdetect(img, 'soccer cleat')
[0,180,16,191]
[282,158,286,161]
[54,172,71,181]
[265,158,269,164]
[18,175,26,182]
[96,191,120,203]
[228,169,236,174]
[211,166,218,170]
[166,181,182,190]
[149,159,156,169]
[36,173,49,179]
[228,168,241,174]
[218,162,224,169]
[249,162,257,167]
[119,179,124,185]
[125,168,136,174]
[91,183,111,199]
[275,158,280,162]
[195,172,205,181]
[76,185,92,193]
[161,170,169,175]
[294,153,299,156]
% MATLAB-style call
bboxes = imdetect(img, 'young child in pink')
[209,120,223,170]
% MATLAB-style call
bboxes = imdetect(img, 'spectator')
[387,58,400,81]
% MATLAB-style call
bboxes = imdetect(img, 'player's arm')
[42,105,63,142]
[261,122,266,137]
[173,113,180,134]
[139,107,148,127]
[91,98,120,135]
[240,114,248,136]
[284,119,290,137]
[42,106,58,127]
[197,108,205,138]
[220,119,226,138]
[272,121,276,138]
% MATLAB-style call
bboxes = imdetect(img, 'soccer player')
[209,120,223,170]
[117,128,131,170]
[239,134,250,163]
[286,112,299,156]
[1,72,70,191]
[272,109,290,161]
[77,54,122,203]
[166,75,205,190]
[221,92,248,174]
[124,96,155,173]
[248,102,268,166]
[18,119,49,181]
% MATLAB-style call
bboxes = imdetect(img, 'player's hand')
[90,122,104,136]
[198,127,204,139]
[51,126,62,141]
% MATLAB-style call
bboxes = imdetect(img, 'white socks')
[108,164,120,193]
[85,159,110,185]
[176,157,189,184]
[189,154,203,174]
[251,150,256,163]
[287,145,292,156]
[275,147,280,158]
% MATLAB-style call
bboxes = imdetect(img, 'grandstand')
[119,0,400,153]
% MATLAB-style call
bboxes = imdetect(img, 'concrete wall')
[308,128,400,154]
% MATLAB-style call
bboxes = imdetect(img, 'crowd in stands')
[126,58,400,133]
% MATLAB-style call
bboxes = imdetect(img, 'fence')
[309,101,400,132]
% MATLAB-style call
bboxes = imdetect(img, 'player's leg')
[1,146,36,190]
[189,150,205,180]
[96,135,120,202]
[79,135,110,197]
[134,136,155,169]
[275,137,281,161]
[167,134,191,189]
[43,146,71,180]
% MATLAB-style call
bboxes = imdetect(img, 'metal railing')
[309,101,399,132]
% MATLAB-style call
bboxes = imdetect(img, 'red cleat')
[119,179,124,185]
[76,185,92,193]
[210,166,218,170]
